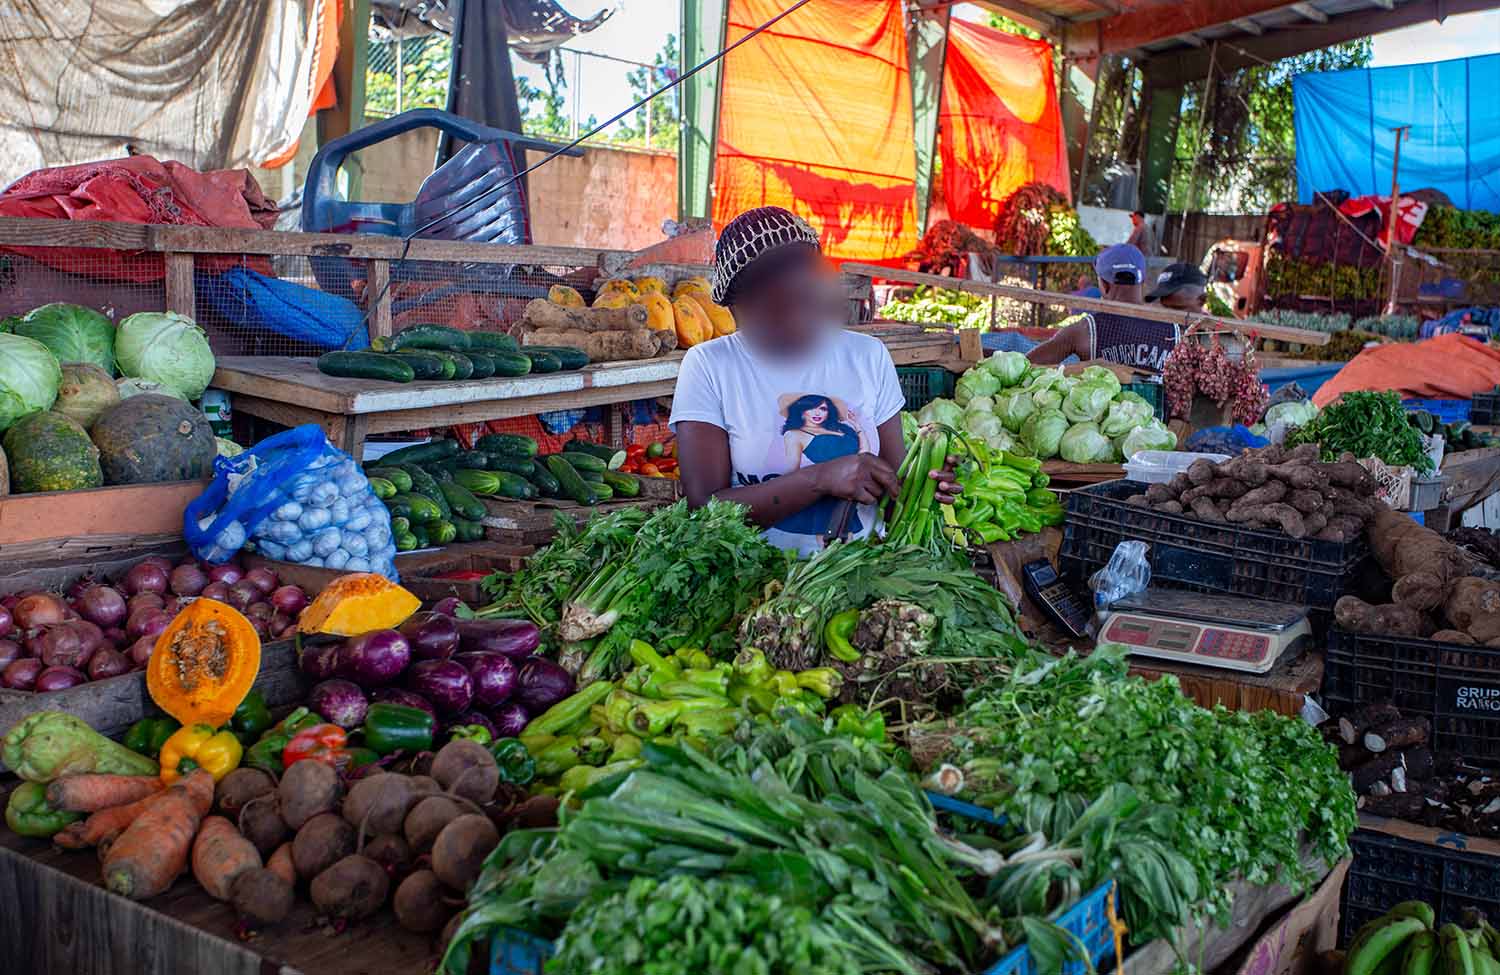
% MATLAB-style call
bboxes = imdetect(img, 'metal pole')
[395,39,404,114]
[571,50,582,140]
[1385,124,1410,314]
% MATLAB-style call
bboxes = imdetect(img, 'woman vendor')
[670,206,958,555]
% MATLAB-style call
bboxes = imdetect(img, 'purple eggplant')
[370,687,437,721]
[453,619,539,660]
[429,597,468,617]
[453,651,518,709]
[514,656,575,712]
[404,659,473,715]
[338,629,411,687]
[398,612,460,661]
[489,701,530,738]
[309,679,369,729]
[299,641,342,681]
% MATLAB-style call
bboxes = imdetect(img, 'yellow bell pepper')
[159,723,242,783]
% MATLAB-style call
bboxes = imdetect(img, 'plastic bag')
[184,424,399,579]
[1088,540,1151,612]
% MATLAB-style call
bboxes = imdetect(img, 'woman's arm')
[1026,318,1089,364]
[678,420,899,528]
[783,430,808,468]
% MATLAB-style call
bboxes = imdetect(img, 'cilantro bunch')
[1285,389,1434,473]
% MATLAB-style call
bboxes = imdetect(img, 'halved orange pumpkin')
[298,572,419,636]
[147,599,261,727]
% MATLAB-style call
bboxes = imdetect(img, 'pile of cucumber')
[362,434,640,551]
[317,325,588,384]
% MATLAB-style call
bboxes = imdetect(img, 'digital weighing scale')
[1098,590,1312,674]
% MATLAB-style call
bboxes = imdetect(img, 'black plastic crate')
[897,366,955,412]
[1471,392,1500,427]
[1323,628,1500,764]
[1059,479,1368,609]
[1340,828,1500,945]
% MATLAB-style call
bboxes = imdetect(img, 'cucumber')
[391,492,442,523]
[429,351,474,380]
[477,433,539,458]
[580,469,604,484]
[375,440,459,467]
[365,466,413,493]
[463,351,497,380]
[438,480,483,519]
[388,352,448,380]
[391,324,471,352]
[601,470,642,498]
[452,469,502,497]
[482,454,535,477]
[522,346,589,370]
[493,471,537,500]
[567,441,626,470]
[466,332,520,354]
[452,517,485,543]
[426,463,454,483]
[559,450,608,474]
[317,351,414,383]
[431,521,458,545]
[488,351,533,378]
[546,454,595,505]
[526,463,561,498]
[396,464,452,520]
[368,476,397,500]
[521,349,562,373]
[453,451,494,470]
[587,482,614,503]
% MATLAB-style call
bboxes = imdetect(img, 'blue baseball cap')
[1095,243,1146,285]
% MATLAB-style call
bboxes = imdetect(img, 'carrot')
[266,842,295,886]
[46,774,163,813]
[102,772,212,900]
[179,768,215,817]
[191,815,262,901]
[54,793,160,849]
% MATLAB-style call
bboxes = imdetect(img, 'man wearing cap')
[1026,243,1181,371]
[1145,262,1208,312]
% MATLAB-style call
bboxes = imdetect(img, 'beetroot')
[169,563,209,597]
[123,561,169,596]
[244,567,279,595]
[3,658,42,690]
[13,593,68,630]
[35,666,86,691]
[87,648,130,681]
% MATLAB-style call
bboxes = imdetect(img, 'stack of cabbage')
[917,352,1176,464]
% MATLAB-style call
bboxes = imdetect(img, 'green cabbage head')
[1265,400,1318,431]
[1032,388,1062,411]
[14,303,115,375]
[1100,397,1154,438]
[998,388,1037,432]
[1024,367,1065,392]
[115,312,215,400]
[1080,365,1122,398]
[1117,420,1178,460]
[955,369,1002,406]
[916,397,962,428]
[1062,383,1114,423]
[964,394,996,416]
[978,351,1029,387]
[1021,407,1069,459]
[963,410,1005,445]
[1059,422,1115,463]
[0,334,62,432]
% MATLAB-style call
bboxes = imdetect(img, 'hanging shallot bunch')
[1162,334,1268,426]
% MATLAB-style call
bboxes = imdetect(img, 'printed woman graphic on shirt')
[770,393,870,537]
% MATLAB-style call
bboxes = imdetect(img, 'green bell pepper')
[344,747,382,771]
[823,608,862,663]
[244,707,320,775]
[488,738,536,785]
[123,717,180,759]
[448,724,492,745]
[831,704,886,743]
[5,781,81,838]
[229,689,272,744]
[973,523,1010,544]
[361,703,435,756]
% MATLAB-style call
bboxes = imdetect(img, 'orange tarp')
[1312,333,1500,406]
[940,17,1070,227]
[712,0,919,261]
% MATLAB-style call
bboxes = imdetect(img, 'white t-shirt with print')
[668,329,906,555]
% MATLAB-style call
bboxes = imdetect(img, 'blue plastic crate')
[984,881,1120,975]
[1403,398,1471,423]
[490,928,552,975]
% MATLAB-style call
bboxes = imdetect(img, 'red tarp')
[712,0,919,261]
[0,156,277,282]
[939,17,1069,229]
[1313,333,1500,406]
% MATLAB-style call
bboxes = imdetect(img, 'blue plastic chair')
[302,109,581,300]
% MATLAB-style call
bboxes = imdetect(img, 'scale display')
[1100,591,1310,675]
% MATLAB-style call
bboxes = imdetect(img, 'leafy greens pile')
[1285,389,1435,474]
[924,648,1356,945]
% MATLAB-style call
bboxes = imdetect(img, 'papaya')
[593,289,634,310]
[688,295,736,338]
[91,394,217,485]
[672,276,712,301]
[637,292,674,333]
[672,297,713,349]
[597,278,639,300]
[2,410,104,493]
[548,285,585,308]
[633,275,667,295]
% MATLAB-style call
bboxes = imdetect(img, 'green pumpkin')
[2,411,103,493]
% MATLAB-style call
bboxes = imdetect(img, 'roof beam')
[1178,32,1206,47]
[1233,17,1265,33]
[1290,3,1328,22]
[971,0,1065,36]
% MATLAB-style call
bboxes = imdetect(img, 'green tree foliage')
[610,35,680,150]
[366,37,452,117]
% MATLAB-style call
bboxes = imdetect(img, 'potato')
[215,768,276,818]
[266,842,296,885]
[238,794,290,859]
[405,795,463,854]
[311,854,390,920]
[394,869,453,932]
[292,812,356,879]
[343,773,416,837]
[430,740,499,805]
[279,760,341,831]
[231,867,294,930]
[431,814,499,893]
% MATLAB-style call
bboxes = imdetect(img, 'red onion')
[35,666,86,692]
[3,658,42,690]
[126,608,170,641]
[244,567,279,595]
[87,649,130,681]
[13,592,68,630]
[0,639,21,670]
[1,594,17,611]
[76,585,128,629]
[245,603,275,626]
[275,620,299,640]
[201,581,232,602]
[103,627,128,647]
[207,563,245,586]
[226,580,260,612]
[128,635,156,667]
[430,597,468,617]
[127,591,166,616]
[169,563,209,597]
[66,619,104,654]
[123,561,170,596]
[34,624,93,670]
[0,605,11,638]
[141,555,174,572]
[65,573,97,602]
[269,586,308,616]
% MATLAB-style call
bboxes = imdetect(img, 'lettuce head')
[1080,365,1122,398]
[1021,407,1069,459]
[998,388,1037,432]
[1117,420,1178,460]
[955,369,1003,406]
[1062,383,1114,424]
[978,351,1029,388]
[964,394,996,416]
[1032,388,1062,412]
[115,311,215,400]
[1100,397,1154,438]
[916,397,962,428]
[0,333,62,432]
[1059,422,1114,464]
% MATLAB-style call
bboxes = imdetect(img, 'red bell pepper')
[283,723,350,769]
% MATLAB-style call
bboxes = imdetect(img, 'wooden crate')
[0,480,207,561]
[479,495,673,546]
[243,541,534,606]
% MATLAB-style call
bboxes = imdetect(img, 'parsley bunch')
[1285,389,1434,473]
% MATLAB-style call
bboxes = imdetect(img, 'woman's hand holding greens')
[810,452,900,505]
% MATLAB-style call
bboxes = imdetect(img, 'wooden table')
[1129,650,1324,718]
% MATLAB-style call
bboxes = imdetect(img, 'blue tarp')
[1293,53,1500,212]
